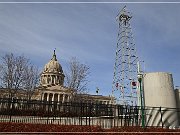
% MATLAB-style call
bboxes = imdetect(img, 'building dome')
[41,50,65,86]
[43,52,63,74]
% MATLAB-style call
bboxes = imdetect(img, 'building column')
[55,76,58,84]
[54,76,56,84]
[56,76,58,84]
[49,76,51,84]
[46,75,48,84]
[62,94,65,103]
[52,93,55,102]
[58,93,60,102]
[42,93,44,101]
[47,93,50,101]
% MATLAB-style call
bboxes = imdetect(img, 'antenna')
[112,7,139,105]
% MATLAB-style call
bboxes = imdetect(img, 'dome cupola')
[41,50,65,86]
[43,50,63,74]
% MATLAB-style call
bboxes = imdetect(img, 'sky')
[0,1,180,96]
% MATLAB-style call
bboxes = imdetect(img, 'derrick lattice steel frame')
[112,7,138,105]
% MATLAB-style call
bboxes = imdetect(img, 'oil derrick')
[112,6,138,105]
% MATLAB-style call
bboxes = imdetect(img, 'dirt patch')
[0,122,179,135]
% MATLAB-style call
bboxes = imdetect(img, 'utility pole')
[137,61,145,128]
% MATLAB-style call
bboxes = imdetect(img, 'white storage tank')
[143,72,179,127]
[175,89,180,124]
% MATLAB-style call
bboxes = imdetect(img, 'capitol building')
[0,51,113,104]
[30,51,113,104]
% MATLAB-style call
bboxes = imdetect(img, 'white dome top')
[43,50,63,73]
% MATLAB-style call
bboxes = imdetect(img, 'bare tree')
[23,65,39,100]
[0,53,39,98]
[0,53,16,90]
[65,57,90,94]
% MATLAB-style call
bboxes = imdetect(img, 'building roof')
[43,50,63,74]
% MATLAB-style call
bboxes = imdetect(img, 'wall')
[143,72,179,127]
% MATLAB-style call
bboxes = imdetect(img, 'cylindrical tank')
[143,72,179,127]
[175,89,180,126]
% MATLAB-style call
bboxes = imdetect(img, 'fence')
[0,98,179,128]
